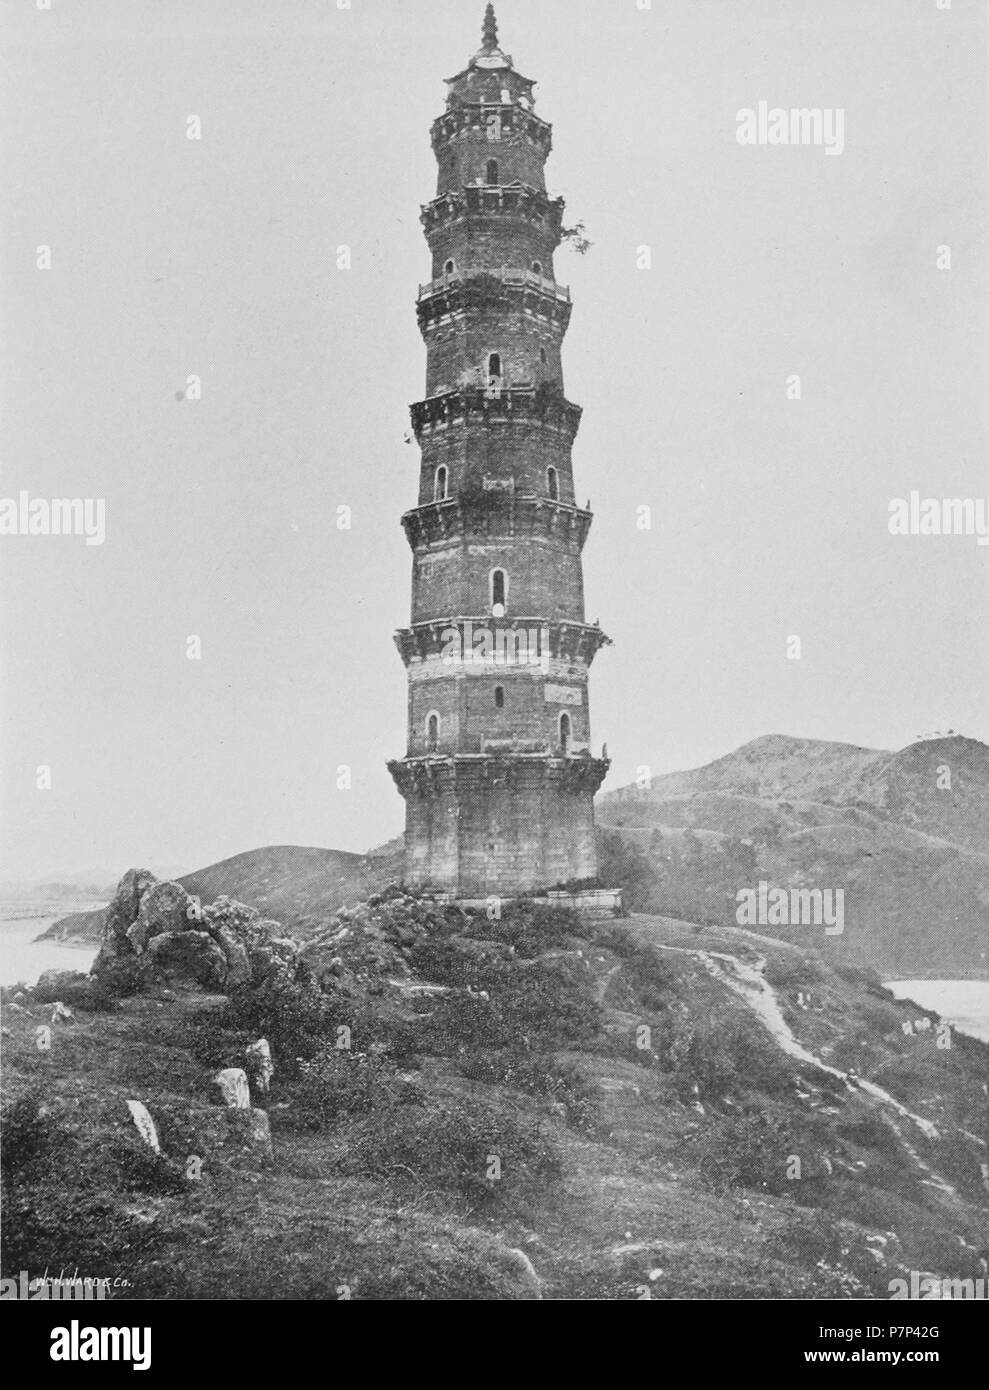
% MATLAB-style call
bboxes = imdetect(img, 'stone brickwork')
[388,8,611,900]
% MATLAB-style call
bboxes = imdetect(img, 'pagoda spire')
[481,4,498,53]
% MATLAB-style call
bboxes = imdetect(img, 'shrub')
[618,942,679,1011]
[407,937,489,988]
[855,999,907,1037]
[420,957,601,1055]
[764,955,829,991]
[766,1207,891,1295]
[596,832,662,911]
[218,973,352,1078]
[0,1108,180,1283]
[1,1185,164,1284]
[97,956,148,998]
[281,1049,413,1131]
[835,963,885,991]
[185,1009,251,1071]
[682,1112,796,1195]
[346,1097,562,1211]
[0,1088,62,1181]
[101,1134,189,1194]
[670,1015,793,1104]
[459,1050,599,1132]
[461,902,592,957]
[597,925,639,958]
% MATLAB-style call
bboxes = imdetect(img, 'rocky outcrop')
[145,930,228,989]
[300,888,459,991]
[91,871,298,996]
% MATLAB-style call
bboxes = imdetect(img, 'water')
[0,907,100,988]
[885,980,989,1044]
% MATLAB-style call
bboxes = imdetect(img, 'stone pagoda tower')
[388,6,611,901]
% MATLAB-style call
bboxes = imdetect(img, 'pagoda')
[388,6,612,902]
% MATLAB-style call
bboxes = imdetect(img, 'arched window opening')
[559,712,571,753]
[546,466,559,501]
[487,352,501,380]
[486,158,499,185]
[443,259,455,275]
[531,260,543,275]
[434,465,448,501]
[494,686,505,709]
[490,567,507,615]
[426,713,439,752]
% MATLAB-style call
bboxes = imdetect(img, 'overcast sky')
[1,0,986,882]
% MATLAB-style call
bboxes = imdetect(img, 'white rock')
[214,1067,251,1109]
[125,1099,161,1153]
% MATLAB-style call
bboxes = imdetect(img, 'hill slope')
[39,845,380,946]
[598,735,989,978]
[5,896,987,1300]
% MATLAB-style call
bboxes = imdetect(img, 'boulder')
[180,1106,273,1168]
[93,868,159,973]
[214,1068,251,1109]
[215,926,251,988]
[110,868,159,932]
[33,969,91,1004]
[239,1108,273,1163]
[136,881,195,939]
[248,935,298,984]
[125,920,149,955]
[125,1099,161,1153]
[146,930,228,989]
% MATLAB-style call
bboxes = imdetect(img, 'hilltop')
[4,873,987,1300]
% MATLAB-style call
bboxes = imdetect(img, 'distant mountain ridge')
[603,734,988,853]
[598,734,989,978]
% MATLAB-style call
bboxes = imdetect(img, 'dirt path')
[631,921,959,1199]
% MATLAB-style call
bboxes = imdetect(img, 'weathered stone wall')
[434,129,547,196]
[406,665,590,756]
[424,315,563,397]
[416,418,577,505]
[410,534,586,624]
[399,761,603,897]
[429,221,558,279]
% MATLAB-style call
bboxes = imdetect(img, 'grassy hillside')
[598,735,989,979]
[4,897,986,1300]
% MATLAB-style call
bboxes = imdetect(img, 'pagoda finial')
[481,4,498,53]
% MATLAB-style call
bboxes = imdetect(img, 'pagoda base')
[387,752,609,899]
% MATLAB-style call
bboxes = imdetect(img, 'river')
[0,906,101,988]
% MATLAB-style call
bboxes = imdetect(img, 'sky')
[1,0,986,882]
